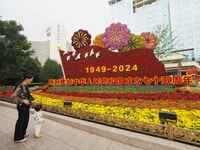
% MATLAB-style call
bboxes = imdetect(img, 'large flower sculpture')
[71,29,91,50]
[93,34,105,48]
[103,23,131,50]
[128,34,145,49]
[141,32,157,49]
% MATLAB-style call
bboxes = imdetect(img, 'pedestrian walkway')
[0,104,142,150]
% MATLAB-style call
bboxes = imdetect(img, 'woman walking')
[12,73,34,143]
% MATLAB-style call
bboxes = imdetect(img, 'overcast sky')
[0,0,111,41]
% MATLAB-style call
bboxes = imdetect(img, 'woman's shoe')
[14,138,27,143]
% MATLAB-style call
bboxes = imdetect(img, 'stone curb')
[0,100,199,150]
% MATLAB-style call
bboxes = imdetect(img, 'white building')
[31,40,50,65]
[31,24,72,66]
[108,0,200,61]
[46,24,72,63]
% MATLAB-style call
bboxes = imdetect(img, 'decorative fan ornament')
[71,29,91,50]
[141,32,158,49]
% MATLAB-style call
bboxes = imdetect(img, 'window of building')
[133,0,157,13]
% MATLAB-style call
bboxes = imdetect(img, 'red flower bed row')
[0,91,13,97]
[46,91,200,101]
[33,92,200,109]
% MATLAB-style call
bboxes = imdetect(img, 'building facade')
[31,25,72,66]
[31,40,50,65]
[108,0,200,61]
[46,24,72,63]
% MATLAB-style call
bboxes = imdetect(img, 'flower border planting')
[31,93,200,146]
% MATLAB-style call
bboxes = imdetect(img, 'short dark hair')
[34,104,42,112]
[23,73,33,80]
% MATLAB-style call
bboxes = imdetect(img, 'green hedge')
[0,86,10,92]
[0,83,44,92]
[48,85,175,93]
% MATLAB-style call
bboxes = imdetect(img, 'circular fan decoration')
[128,34,145,49]
[141,32,157,49]
[103,23,131,50]
[93,34,105,48]
[71,29,91,50]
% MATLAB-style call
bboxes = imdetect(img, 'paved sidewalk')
[0,105,142,150]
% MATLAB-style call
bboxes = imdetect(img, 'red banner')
[48,75,193,86]
[59,46,166,78]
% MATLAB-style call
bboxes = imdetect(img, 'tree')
[20,57,42,83]
[154,25,177,58]
[0,19,34,84]
[40,59,63,82]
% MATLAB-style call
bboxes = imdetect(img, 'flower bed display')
[35,94,200,128]
[1,22,199,146]
[33,91,200,110]
[60,22,166,79]
[42,90,200,101]
[31,93,200,146]
[0,86,13,97]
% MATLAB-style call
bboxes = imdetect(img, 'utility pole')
[167,0,173,43]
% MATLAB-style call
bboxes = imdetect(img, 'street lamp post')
[167,1,173,42]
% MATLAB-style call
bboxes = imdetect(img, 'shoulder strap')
[11,85,21,98]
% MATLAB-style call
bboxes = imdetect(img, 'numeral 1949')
[85,64,138,73]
